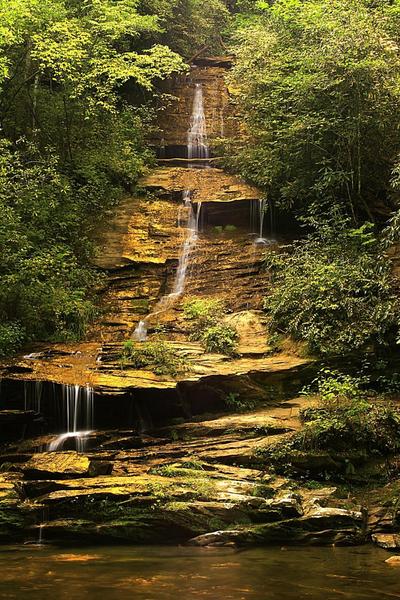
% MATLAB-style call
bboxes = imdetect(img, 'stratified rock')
[264,493,304,519]
[188,506,365,547]
[0,411,35,425]
[141,168,261,204]
[188,529,245,547]
[0,475,33,541]
[23,453,92,479]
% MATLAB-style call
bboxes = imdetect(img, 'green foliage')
[264,218,400,357]
[301,369,368,408]
[260,369,400,478]
[183,296,239,355]
[0,142,103,353]
[183,297,224,328]
[0,322,25,358]
[201,323,238,355]
[0,0,190,355]
[227,0,400,220]
[297,400,400,456]
[224,392,256,412]
[140,0,230,58]
[121,340,188,376]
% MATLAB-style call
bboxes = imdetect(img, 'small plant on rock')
[183,296,239,356]
[183,297,224,329]
[201,323,238,355]
[121,340,188,376]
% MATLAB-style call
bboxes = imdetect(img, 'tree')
[227,0,400,221]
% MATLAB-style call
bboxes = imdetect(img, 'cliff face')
[153,59,239,155]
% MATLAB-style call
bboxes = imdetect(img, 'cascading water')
[24,381,43,413]
[255,198,268,244]
[188,83,209,163]
[48,384,94,452]
[133,319,147,342]
[170,191,201,297]
[133,83,208,341]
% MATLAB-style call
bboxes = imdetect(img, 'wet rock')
[188,505,365,548]
[303,506,364,529]
[0,475,33,541]
[188,530,245,547]
[141,168,260,205]
[88,461,113,477]
[0,411,36,425]
[385,556,400,565]
[265,493,304,519]
[372,533,400,550]
[23,453,92,480]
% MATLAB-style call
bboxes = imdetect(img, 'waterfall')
[133,319,147,342]
[254,197,276,245]
[188,83,209,162]
[23,381,43,413]
[258,198,267,241]
[170,191,201,297]
[132,84,209,342]
[48,384,94,452]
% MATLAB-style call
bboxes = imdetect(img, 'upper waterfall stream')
[133,83,209,342]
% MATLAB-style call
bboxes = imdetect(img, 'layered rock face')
[0,397,368,546]
[152,58,238,156]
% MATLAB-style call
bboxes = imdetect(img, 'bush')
[301,369,368,410]
[297,401,400,456]
[262,370,400,473]
[264,219,400,357]
[183,296,239,355]
[121,340,188,376]
[0,322,25,358]
[201,324,238,355]
[183,297,224,329]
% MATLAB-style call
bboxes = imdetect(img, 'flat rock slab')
[372,533,400,550]
[23,452,92,479]
[141,168,261,204]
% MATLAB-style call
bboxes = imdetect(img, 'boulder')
[372,533,400,550]
[23,453,92,479]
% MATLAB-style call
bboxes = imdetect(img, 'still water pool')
[0,544,398,599]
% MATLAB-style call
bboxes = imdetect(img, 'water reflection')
[0,545,398,600]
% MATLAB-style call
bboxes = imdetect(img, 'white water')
[253,198,276,245]
[170,191,201,297]
[188,83,209,162]
[48,384,94,452]
[37,524,44,545]
[23,381,43,413]
[133,319,147,342]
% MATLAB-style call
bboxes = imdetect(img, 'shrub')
[264,219,400,358]
[297,401,400,455]
[183,297,224,329]
[201,324,238,355]
[121,340,188,376]
[183,296,239,355]
[301,369,368,410]
[0,322,25,358]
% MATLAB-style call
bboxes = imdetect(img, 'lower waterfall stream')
[47,384,94,452]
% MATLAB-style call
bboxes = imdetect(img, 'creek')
[0,545,397,600]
